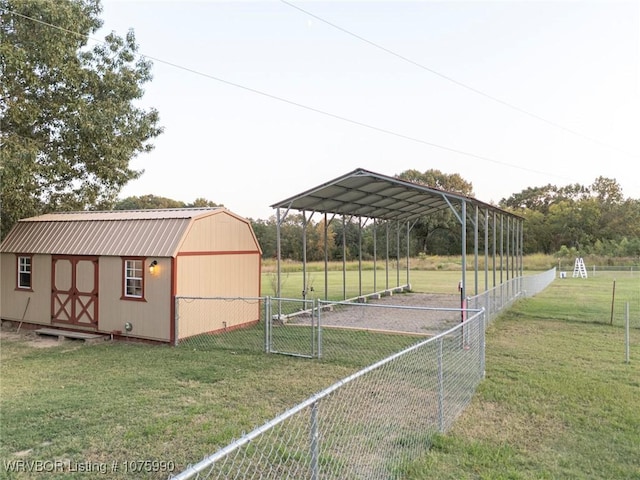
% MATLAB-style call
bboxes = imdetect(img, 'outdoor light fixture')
[149,260,158,275]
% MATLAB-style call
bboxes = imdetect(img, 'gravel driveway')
[315,292,463,336]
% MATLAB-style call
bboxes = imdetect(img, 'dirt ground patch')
[0,327,62,348]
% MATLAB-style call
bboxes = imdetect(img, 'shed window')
[17,255,32,289]
[123,259,144,299]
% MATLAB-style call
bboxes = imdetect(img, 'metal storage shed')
[0,208,262,343]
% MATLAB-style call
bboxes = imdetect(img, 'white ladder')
[572,257,588,278]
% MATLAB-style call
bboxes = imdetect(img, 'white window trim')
[17,255,32,289]
[124,259,144,299]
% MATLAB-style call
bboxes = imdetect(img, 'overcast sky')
[98,0,640,220]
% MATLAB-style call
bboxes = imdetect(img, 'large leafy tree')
[396,169,474,255]
[0,0,162,238]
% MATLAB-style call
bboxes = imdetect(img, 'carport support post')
[276,208,282,299]
[406,221,411,288]
[484,208,489,294]
[492,211,497,289]
[358,216,363,297]
[302,211,308,299]
[342,216,347,300]
[460,200,467,306]
[519,218,524,285]
[373,219,378,292]
[474,204,479,296]
[500,213,504,285]
[324,213,328,301]
[396,220,401,288]
[385,221,390,290]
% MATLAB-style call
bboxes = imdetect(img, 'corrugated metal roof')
[271,168,520,222]
[0,208,223,257]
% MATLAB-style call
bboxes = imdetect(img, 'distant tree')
[250,217,277,258]
[306,217,335,262]
[502,178,639,256]
[546,198,600,253]
[187,198,223,208]
[398,169,473,195]
[0,0,162,239]
[114,194,223,211]
[590,176,624,205]
[517,208,549,254]
[114,194,185,210]
[500,184,558,213]
[396,169,473,255]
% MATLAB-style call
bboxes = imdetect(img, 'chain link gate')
[267,297,320,358]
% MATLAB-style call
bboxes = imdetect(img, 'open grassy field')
[261,268,536,299]
[262,268,464,299]
[1,270,638,479]
[403,272,640,479]
[260,253,637,299]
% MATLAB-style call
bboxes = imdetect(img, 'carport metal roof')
[270,168,524,301]
[271,168,519,222]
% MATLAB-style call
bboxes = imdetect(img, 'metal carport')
[270,168,523,302]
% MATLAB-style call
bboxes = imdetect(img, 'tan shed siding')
[176,254,260,297]
[0,253,52,326]
[98,257,172,341]
[179,211,261,253]
[175,253,261,339]
[178,297,260,339]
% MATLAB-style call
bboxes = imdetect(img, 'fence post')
[317,302,323,359]
[480,310,486,378]
[310,400,319,480]
[437,336,445,432]
[311,298,316,359]
[625,302,630,364]
[265,296,271,354]
[174,297,179,347]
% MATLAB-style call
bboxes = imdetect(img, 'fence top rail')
[170,307,485,480]
[270,296,315,303]
[175,296,265,301]
[318,299,481,314]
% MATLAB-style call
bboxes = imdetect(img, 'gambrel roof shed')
[1,208,262,344]
[0,207,254,257]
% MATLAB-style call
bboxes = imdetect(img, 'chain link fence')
[315,299,463,366]
[176,297,267,352]
[467,268,557,325]
[176,295,465,367]
[171,269,557,479]
[170,310,485,480]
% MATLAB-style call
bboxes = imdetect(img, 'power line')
[2,8,572,181]
[281,0,639,160]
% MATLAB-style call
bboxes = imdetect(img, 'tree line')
[112,171,640,261]
[250,171,640,261]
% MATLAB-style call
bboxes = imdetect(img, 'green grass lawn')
[262,269,513,299]
[0,338,359,479]
[1,271,638,479]
[403,273,640,479]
